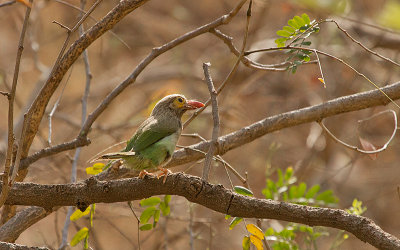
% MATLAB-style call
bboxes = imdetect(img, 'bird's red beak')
[185,100,205,110]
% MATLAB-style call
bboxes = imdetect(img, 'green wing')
[124,117,176,153]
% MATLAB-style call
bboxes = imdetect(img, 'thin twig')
[60,0,93,246]
[19,137,91,170]
[314,49,326,88]
[0,0,16,7]
[127,201,141,250]
[178,145,246,184]
[184,0,252,128]
[0,91,10,97]
[79,0,248,137]
[48,70,71,146]
[189,202,195,250]
[327,19,400,68]
[0,0,32,208]
[319,110,397,154]
[49,0,102,82]
[202,63,219,181]
[245,46,400,109]
[53,0,132,50]
[52,20,71,32]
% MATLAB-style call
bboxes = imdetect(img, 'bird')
[100,94,204,181]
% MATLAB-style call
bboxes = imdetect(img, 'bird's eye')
[177,97,184,103]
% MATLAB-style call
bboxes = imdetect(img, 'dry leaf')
[16,0,32,8]
[359,137,378,160]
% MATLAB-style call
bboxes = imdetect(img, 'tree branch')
[0,241,49,250]
[22,0,150,159]
[2,173,399,250]
[166,80,400,168]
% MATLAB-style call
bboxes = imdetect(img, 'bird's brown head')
[151,94,204,118]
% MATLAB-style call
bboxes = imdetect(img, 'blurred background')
[0,0,399,249]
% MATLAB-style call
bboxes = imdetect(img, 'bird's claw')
[138,170,155,179]
[157,168,172,184]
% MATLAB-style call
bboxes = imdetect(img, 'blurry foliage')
[378,0,400,30]
[294,0,350,14]
[226,167,365,250]
[139,195,171,231]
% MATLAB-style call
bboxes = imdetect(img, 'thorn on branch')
[0,91,10,98]
[52,20,71,33]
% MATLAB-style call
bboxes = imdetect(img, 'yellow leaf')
[86,163,104,175]
[93,163,105,169]
[246,224,264,240]
[242,236,250,250]
[318,78,324,83]
[250,235,264,250]
[16,0,32,7]
[70,207,90,221]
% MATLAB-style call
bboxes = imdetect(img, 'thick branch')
[22,0,150,157]
[166,80,400,168]
[0,207,52,242]
[2,173,399,250]
[0,241,49,250]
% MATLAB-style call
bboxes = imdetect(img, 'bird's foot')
[157,167,172,184]
[138,170,155,179]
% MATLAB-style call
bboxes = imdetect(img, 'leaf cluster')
[275,13,320,73]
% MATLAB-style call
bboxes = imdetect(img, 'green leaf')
[301,41,312,46]
[267,179,277,192]
[316,190,338,204]
[294,16,306,27]
[229,217,243,230]
[90,204,96,227]
[262,188,273,199]
[301,13,311,24]
[70,227,89,247]
[160,201,170,216]
[277,169,284,187]
[291,65,298,74]
[288,19,300,29]
[277,30,292,37]
[234,186,254,196]
[140,197,161,207]
[297,182,307,197]
[275,38,287,47]
[70,207,90,221]
[305,185,320,199]
[289,186,297,199]
[140,207,157,224]
[164,195,171,205]
[282,26,295,33]
[301,49,312,54]
[153,210,160,227]
[284,167,293,181]
[225,214,231,220]
[139,224,153,231]
[265,227,275,236]
[242,236,250,250]
[282,192,288,201]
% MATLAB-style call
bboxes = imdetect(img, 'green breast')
[123,132,180,170]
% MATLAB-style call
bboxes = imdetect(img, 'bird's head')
[151,94,204,118]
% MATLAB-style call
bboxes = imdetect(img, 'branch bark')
[166,80,400,168]
[1,173,399,250]
[0,241,49,250]
[21,0,150,158]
